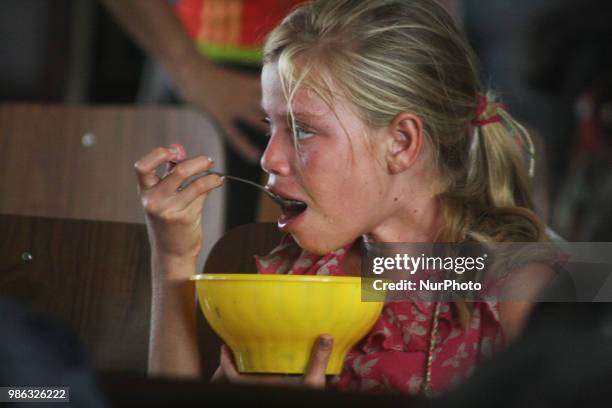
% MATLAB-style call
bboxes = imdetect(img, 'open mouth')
[266,186,308,225]
[281,199,308,218]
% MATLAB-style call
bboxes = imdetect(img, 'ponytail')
[441,92,544,243]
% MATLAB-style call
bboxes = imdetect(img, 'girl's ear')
[385,112,424,174]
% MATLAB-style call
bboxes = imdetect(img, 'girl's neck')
[340,240,362,276]
[339,200,444,277]
[364,195,444,244]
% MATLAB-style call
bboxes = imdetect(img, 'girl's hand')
[134,144,224,271]
[211,335,334,389]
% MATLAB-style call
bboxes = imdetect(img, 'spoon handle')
[206,171,273,196]
[178,170,275,199]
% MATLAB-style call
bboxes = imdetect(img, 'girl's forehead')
[261,64,334,119]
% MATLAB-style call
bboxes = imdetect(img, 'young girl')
[134,0,546,396]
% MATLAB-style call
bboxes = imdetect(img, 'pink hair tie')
[471,94,502,127]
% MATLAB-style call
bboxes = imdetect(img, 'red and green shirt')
[175,0,304,65]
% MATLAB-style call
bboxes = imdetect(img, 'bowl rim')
[190,273,366,283]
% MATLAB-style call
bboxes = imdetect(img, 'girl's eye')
[294,126,315,140]
[263,117,315,140]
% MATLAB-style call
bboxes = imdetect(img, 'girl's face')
[260,63,397,254]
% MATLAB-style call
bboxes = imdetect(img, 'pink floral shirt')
[254,235,504,395]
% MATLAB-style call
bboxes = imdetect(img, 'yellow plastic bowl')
[192,273,384,375]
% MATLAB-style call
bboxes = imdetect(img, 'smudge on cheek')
[296,146,312,166]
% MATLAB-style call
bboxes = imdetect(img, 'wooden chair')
[0,103,226,272]
[198,222,284,380]
[0,214,151,374]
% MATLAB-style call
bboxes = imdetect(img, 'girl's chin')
[290,229,356,256]
[291,237,333,256]
[279,210,358,254]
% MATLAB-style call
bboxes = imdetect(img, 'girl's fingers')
[303,335,334,388]
[172,173,224,212]
[169,143,186,161]
[210,365,227,384]
[134,146,179,190]
[219,345,240,379]
[155,155,216,196]
[165,143,187,175]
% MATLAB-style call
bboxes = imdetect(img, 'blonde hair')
[263,0,544,244]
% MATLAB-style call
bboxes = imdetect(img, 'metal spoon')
[177,170,306,212]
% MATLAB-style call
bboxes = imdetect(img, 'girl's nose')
[260,130,292,177]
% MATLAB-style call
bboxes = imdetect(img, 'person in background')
[101,0,304,230]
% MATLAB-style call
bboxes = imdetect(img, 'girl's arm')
[148,256,200,377]
[134,145,224,377]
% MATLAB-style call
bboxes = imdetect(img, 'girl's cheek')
[296,146,312,166]
[296,140,331,168]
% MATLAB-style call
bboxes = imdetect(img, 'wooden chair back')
[0,103,226,271]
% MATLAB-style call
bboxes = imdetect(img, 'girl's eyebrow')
[261,100,325,121]
[294,108,327,120]
[262,110,321,122]
[293,110,320,119]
